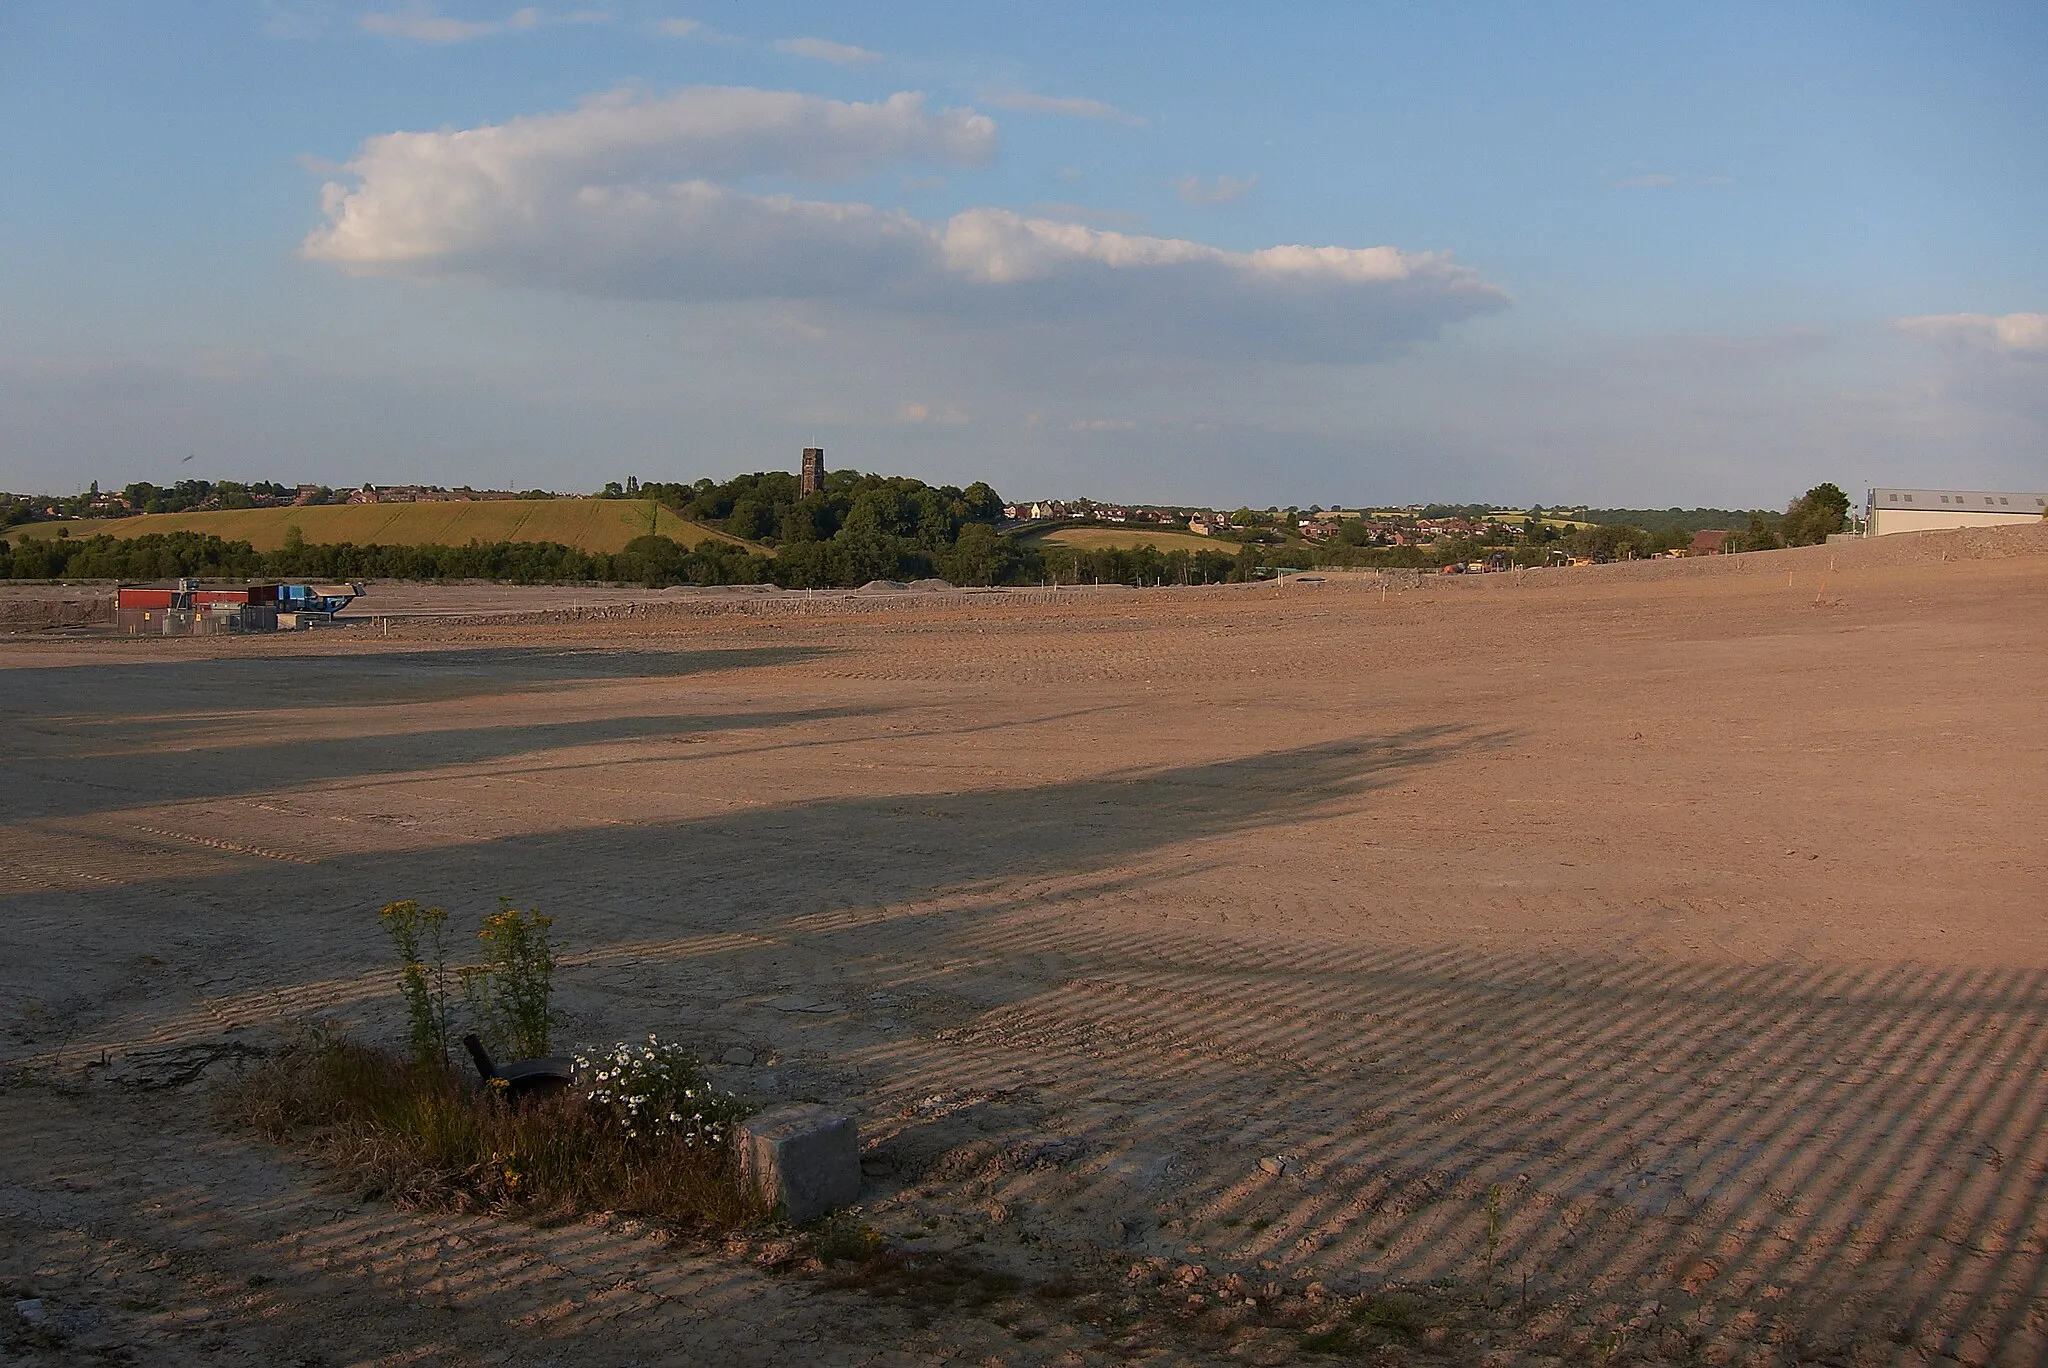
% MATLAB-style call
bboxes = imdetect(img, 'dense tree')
[625,469,1007,585]
[1567,523,1652,561]
[1734,512,1782,552]
[1782,482,1851,546]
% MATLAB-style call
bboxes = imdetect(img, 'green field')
[1484,511,1594,530]
[9,500,750,554]
[1030,525,1230,555]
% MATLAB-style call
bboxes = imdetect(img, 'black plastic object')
[461,1032,574,1107]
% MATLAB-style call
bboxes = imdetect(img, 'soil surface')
[4,525,2046,1366]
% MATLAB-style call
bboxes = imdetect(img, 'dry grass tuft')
[219,1030,763,1232]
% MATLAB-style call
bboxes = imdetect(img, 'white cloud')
[359,4,599,41]
[902,401,968,424]
[981,91,1145,126]
[774,37,883,68]
[1177,173,1258,207]
[360,5,501,41]
[656,17,700,36]
[1070,418,1135,431]
[1896,312,2048,355]
[304,87,1506,360]
[1026,202,1144,229]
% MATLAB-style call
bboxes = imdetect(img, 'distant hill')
[8,500,749,554]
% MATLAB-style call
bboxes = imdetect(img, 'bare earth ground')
[4,527,2047,1366]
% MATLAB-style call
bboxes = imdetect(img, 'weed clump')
[222,898,757,1231]
[1349,1290,1428,1341]
[222,1027,762,1231]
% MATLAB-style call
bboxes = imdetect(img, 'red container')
[116,588,175,609]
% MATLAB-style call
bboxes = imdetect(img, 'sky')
[1,1,2044,508]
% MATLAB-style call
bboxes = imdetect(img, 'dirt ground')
[4,526,2046,1367]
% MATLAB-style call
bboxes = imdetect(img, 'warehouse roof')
[1868,488,2047,510]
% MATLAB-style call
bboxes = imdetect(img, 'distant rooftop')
[1868,488,2047,510]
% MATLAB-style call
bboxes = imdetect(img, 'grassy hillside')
[1030,525,1227,555]
[10,500,751,554]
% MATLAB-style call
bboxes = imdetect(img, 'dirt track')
[4,527,2046,1366]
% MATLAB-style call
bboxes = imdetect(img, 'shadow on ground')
[0,644,835,721]
[0,705,892,821]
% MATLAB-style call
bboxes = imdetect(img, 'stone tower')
[800,447,825,496]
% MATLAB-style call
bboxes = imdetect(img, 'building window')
[1940,495,1950,503]
[1905,494,1914,501]
[2000,497,2010,505]
[1888,493,1898,501]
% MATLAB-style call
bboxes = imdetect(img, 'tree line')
[0,532,770,587]
[0,480,1858,589]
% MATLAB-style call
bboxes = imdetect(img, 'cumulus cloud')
[303,87,1506,359]
[774,37,883,67]
[1177,172,1258,206]
[1896,312,2048,354]
[981,91,1145,126]
[1026,203,1144,229]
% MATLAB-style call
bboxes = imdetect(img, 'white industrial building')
[1865,487,2048,537]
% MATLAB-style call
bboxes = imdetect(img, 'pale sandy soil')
[3,526,2046,1366]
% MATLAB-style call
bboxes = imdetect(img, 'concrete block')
[739,1104,860,1223]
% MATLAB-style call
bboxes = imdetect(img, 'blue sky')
[2,1,2043,507]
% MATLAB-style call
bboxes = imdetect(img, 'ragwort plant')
[379,900,453,1070]
[460,897,557,1058]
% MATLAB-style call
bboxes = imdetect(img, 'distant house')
[1690,530,1731,555]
